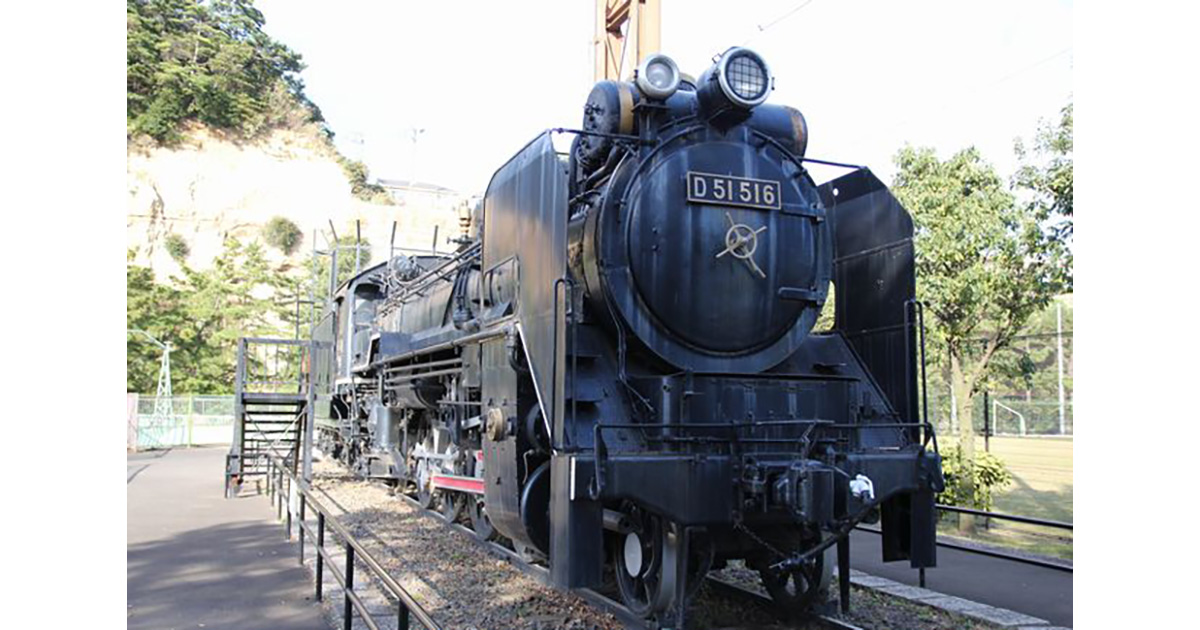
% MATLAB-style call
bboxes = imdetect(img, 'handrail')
[241,337,311,346]
[856,501,1073,577]
[936,503,1073,531]
[263,452,441,630]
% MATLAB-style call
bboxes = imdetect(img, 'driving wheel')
[613,506,711,619]
[757,550,826,615]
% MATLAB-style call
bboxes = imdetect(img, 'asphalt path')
[849,529,1073,627]
[126,447,1070,628]
[128,446,328,630]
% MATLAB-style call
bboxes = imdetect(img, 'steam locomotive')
[311,47,943,626]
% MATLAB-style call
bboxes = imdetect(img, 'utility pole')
[1057,300,1066,435]
[408,127,425,188]
[594,0,661,82]
[128,329,174,424]
[346,131,365,163]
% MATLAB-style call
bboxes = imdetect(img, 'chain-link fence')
[927,389,1073,437]
[923,318,1073,436]
[127,394,235,450]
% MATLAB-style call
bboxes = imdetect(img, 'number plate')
[686,171,781,210]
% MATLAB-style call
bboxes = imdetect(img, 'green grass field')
[937,435,1073,559]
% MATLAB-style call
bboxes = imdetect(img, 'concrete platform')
[850,529,1073,627]
[128,446,328,630]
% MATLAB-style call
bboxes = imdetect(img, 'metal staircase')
[225,337,314,497]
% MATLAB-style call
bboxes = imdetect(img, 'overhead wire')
[742,0,816,45]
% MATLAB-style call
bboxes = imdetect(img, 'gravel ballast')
[307,458,1008,629]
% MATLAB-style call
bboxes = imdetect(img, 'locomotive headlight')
[717,47,772,108]
[635,53,681,100]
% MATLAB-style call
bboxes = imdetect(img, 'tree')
[127,238,296,394]
[338,156,395,205]
[173,237,287,392]
[127,250,188,393]
[1015,103,1073,245]
[892,146,1070,533]
[263,216,303,255]
[126,0,317,141]
[985,296,1073,434]
[126,0,384,201]
[165,233,190,261]
[308,233,372,303]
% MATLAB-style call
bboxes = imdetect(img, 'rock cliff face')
[127,123,464,279]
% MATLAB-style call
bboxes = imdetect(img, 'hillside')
[126,0,463,278]
[126,122,462,279]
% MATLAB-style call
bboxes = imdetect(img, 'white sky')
[257,0,1072,193]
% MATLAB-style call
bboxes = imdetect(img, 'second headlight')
[717,47,772,108]
[635,53,681,100]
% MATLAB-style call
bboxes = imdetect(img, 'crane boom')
[594,0,661,82]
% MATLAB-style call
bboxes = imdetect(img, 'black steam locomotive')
[311,47,943,626]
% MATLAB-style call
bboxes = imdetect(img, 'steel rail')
[390,492,648,630]
[263,454,442,630]
[704,576,865,630]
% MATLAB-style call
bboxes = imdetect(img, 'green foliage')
[126,0,322,142]
[1015,103,1073,243]
[309,233,372,302]
[263,216,303,255]
[937,444,1013,512]
[128,250,188,393]
[338,156,395,205]
[985,296,1072,401]
[127,0,387,202]
[895,146,1068,351]
[893,146,1070,406]
[127,238,298,394]
[892,138,1070,531]
[814,282,836,332]
[164,233,190,261]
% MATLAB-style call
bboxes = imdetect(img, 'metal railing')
[238,337,310,395]
[856,503,1073,574]
[936,503,1072,531]
[263,453,441,630]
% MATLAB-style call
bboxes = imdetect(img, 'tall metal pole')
[309,229,318,331]
[983,390,990,452]
[327,221,340,297]
[128,329,174,425]
[1057,301,1066,434]
[303,338,315,482]
[389,221,397,264]
[354,220,362,276]
[408,127,425,190]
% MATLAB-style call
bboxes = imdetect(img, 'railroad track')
[701,577,863,630]
[310,465,862,630]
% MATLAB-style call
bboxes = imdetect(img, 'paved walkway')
[850,529,1073,627]
[128,447,328,630]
